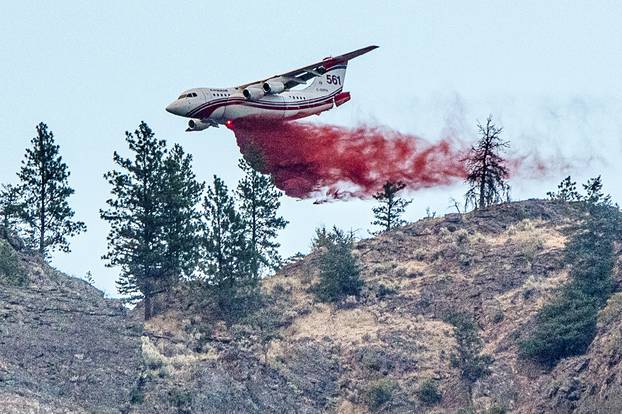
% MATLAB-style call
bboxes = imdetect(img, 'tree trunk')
[39,134,46,255]
[251,193,258,279]
[478,144,489,209]
[144,293,153,320]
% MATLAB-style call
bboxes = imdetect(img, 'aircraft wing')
[237,45,378,90]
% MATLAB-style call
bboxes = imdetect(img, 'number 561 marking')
[326,75,341,85]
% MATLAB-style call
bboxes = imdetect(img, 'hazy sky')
[1,1,621,295]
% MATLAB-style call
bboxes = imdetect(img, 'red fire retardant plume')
[230,119,469,200]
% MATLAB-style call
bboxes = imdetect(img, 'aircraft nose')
[166,101,180,115]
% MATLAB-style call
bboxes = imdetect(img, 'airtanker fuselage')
[166,64,351,131]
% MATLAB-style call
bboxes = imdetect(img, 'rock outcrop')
[0,251,142,413]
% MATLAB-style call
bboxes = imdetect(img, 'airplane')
[165,45,378,131]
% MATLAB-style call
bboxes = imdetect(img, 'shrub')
[0,240,27,287]
[129,385,145,405]
[455,229,469,245]
[312,227,363,302]
[444,312,492,384]
[492,310,504,324]
[417,378,442,405]
[486,404,507,414]
[366,379,395,410]
[377,284,398,299]
[169,389,193,413]
[598,293,622,327]
[522,237,544,263]
[521,197,619,366]
[141,337,165,370]
[520,292,597,366]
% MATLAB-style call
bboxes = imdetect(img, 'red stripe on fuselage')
[188,88,342,119]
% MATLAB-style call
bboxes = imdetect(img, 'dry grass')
[489,219,567,251]
[482,269,569,355]
[262,270,315,306]
[285,304,381,344]
[598,292,622,328]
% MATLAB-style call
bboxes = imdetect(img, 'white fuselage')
[166,65,351,130]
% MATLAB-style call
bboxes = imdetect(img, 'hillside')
[1,200,621,413]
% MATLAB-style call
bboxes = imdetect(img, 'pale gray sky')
[1,1,621,295]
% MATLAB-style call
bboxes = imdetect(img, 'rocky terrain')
[1,199,621,413]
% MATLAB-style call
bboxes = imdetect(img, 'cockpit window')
[177,92,198,99]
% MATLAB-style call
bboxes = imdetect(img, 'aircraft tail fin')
[306,45,377,94]
[306,61,348,93]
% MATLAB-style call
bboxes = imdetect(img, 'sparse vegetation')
[547,176,581,202]
[0,184,23,233]
[0,239,27,286]
[444,312,492,397]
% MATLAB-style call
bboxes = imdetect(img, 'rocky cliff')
[1,200,621,413]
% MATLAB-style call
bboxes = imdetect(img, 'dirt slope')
[1,200,621,413]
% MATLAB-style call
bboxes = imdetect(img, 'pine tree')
[313,226,363,302]
[17,122,86,255]
[0,184,23,232]
[443,312,492,404]
[161,144,204,285]
[202,176,250,311]
[547,176,581,202]
[100,122,169,319]
[464,116,510,210]
[371,181,412,232]
[521,177,619,366]
[236,159,288,279]
[582,175,611,206]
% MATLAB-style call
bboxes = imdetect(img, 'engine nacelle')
[262,80,285,94]
[242,87,265,100]
[186,119,211,132]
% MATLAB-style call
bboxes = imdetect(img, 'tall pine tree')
[18,122,86,255]
[202,176,250,311]
[236,159,288,279]
[463,116,510,210]
[101,122,201,319]
[161,144,204,285]
[371,181,412,233]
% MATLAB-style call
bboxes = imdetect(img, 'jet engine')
[262,80,285,94]
[186,119,211,132]
[242,87,265,100]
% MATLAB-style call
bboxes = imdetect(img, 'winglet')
[323,45,379,68]
[333,45,379,63]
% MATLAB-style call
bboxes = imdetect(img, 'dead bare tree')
[463,116,510,210]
